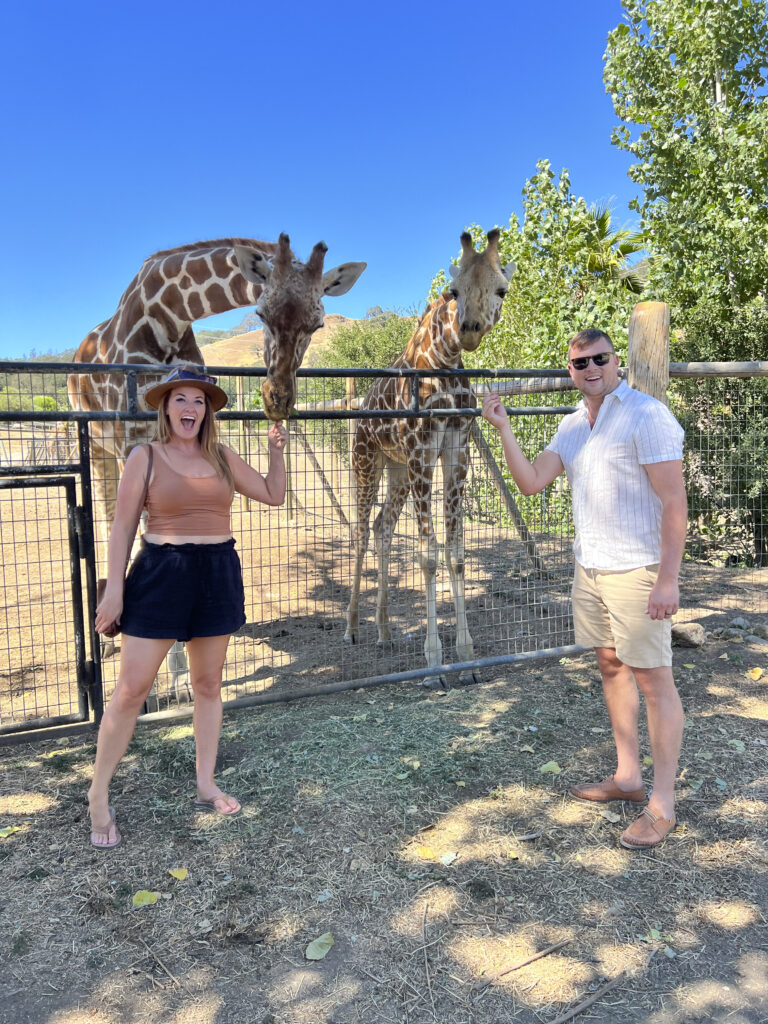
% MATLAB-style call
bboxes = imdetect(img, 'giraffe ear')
[448,263,460,280]
[502,260,516,281]
[321,261,367,297]
[234,245,274,286]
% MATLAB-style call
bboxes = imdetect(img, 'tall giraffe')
[344,230,515,687]
[68,233,366,567]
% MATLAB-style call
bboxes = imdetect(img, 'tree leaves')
[604,0,768,313]
[132,890,160,908]
[305,932,334,961]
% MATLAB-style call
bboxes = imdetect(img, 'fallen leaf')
[687,778,704,791]
[664,946,676,958]
[728,739,746,753]
[395,772,410,780]
[440,851,457,866]
[416,845,436,860]
[221,767,236,777]
[747,667,764,680]
[698,752,713,761]
[683,664,696,670]
[715,778,728,790]
[305,932,334,961]
[539,761,561,775]
[455,781,466,788]
[719,653,729,660]
[168,867,188,881]
[132,890,160,908]
[643,755,654,767]
[0,826,20,839]
[599,808,621,823]
[519,744,535,754]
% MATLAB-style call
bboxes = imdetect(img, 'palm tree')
[580,202,648,294]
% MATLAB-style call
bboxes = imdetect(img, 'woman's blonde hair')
[154,369,234,490]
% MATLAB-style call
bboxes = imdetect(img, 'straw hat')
[144,366,228,411]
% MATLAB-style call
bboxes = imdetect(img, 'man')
[482,329,687,849]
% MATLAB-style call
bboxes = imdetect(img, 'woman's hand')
[268,422,289,451]
[95,585,123,635]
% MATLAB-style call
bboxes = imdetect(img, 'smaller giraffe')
[345,230,515,687]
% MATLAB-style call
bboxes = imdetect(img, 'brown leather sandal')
[570,775,647,804]
[620,807,676,849]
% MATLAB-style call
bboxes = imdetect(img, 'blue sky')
[0,0,637,360]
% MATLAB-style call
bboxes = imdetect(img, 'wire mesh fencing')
[1,362,766,732]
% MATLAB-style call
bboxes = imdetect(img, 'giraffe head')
[447,229,516,351]
[234,234,366,420]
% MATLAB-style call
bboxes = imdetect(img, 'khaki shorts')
[571,562,672,668]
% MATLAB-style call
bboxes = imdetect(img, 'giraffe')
[344,230,515,688]
[68,233,366,678]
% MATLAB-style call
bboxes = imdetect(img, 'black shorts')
[120,538,246,641]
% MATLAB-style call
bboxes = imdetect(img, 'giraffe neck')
[101,238,277,361]
[402,297,463,371]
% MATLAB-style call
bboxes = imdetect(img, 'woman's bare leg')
[186,634,239,813]
[88,635,175,841]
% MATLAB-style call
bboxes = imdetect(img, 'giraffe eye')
[496,289,507,299]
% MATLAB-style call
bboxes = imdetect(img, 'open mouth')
[180,416,197,430]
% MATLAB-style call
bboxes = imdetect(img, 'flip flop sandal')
[90,807,121,850]
[193,795,242,817]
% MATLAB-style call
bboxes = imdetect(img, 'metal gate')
[0,421,102,741]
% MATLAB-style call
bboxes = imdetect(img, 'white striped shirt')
[546,380,684,570]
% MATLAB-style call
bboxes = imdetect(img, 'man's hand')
[647,578,679,620]
[482,392,509,431]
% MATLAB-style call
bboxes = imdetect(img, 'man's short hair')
[568,329,614,354]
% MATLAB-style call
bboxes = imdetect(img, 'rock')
[750,624,768,640]
[729,617,751,630]
[672,622,706,647]
[745,635,768,647]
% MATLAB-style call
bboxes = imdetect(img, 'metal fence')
[1,362,766,741]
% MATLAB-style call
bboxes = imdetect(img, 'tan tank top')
[145,449,233,537]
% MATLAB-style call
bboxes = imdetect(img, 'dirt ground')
[1,625,767,1024]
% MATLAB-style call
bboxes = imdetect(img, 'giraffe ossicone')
[345,230,515,688]
[68,233,366,684]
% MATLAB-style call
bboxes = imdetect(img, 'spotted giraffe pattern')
[344,231,515,685]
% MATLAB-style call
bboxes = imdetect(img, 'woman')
[89,364,288,849]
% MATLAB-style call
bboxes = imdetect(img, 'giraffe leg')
[344,444,381,645]
[442,426,478,685]
[409,444,446,689]
[373,461,409,643]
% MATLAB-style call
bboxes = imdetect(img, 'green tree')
[604,0,768,313]
[316,310,418,397]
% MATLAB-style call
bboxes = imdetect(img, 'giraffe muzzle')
[261,377,295,421]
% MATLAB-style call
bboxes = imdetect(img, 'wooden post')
[627,301,671,403]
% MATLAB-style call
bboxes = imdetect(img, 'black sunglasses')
[569,352,613,370]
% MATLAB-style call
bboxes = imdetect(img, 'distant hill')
[198,314,358,368]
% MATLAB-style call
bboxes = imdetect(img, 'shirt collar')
[575,379,629,417]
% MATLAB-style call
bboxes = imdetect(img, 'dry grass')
[0,632,767,1024]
